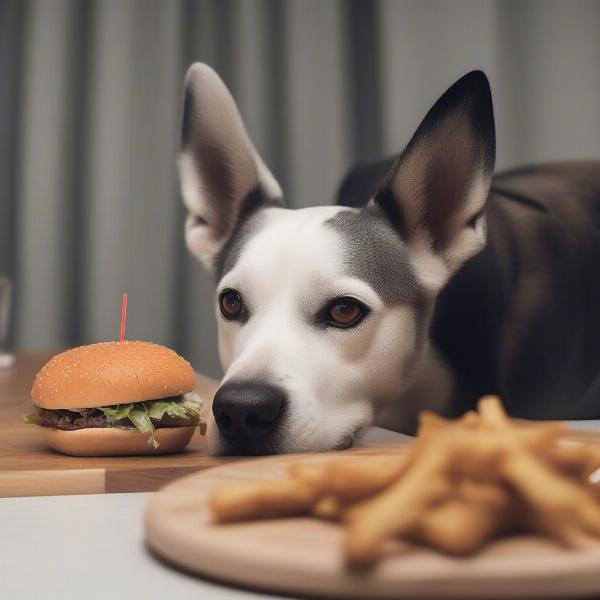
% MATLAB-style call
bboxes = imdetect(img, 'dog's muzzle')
[212,381,286,442]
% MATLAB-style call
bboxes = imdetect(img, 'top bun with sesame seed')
[31,341,196,409]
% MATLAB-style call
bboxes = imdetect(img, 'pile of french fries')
[210,397,600,568]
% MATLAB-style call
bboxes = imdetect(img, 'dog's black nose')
[212,382,286,441]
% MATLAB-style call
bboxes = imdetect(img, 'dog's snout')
[212,382,286,441]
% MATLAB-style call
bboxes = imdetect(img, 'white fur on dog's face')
[209,205,419,454]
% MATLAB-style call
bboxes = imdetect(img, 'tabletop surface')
[0,491,287,600]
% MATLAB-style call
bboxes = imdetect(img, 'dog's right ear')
[374,70,495,291]
[178,63,282,272]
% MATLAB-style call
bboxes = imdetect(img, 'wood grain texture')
[0,352,228,497]
[0,469,105,498]
[146,450,600,600]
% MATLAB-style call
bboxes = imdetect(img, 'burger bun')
[42,426,197,457]
[32,341,196,410]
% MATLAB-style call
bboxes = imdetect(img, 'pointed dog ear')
[178,63,282,272]
[375,70,495,290]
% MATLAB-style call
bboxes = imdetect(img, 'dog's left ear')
[375,70,495,290]
[178,63,282,272]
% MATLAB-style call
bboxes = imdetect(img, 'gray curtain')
[1,0,600,378]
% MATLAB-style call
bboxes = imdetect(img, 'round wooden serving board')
[145,450,600,599]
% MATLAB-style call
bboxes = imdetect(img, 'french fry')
[459,410,481,428]
[457,479,511,509]
[288,462,328,491]
[325,456,407,501]
[518,505,589,548]
[344,447,452,568]
[312,495,346,520]
[415,493,510,555]
[414,480,516,555]
[478,395,510,429]
[210,478,320,523]
[500,449,600,536]
[546,442,594,477]
[418,411,450,434]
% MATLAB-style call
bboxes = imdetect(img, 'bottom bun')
[41,426,197,457]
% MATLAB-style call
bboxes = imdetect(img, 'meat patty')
[37,408,115,430]
[36,408,198,430]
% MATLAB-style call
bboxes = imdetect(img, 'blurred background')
[1,0,600,378]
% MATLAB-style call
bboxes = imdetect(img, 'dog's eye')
[326,297,367,328]
[219,289,243,320]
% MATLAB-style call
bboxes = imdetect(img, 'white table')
[1,492,285,600]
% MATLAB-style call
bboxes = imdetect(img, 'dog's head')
[179,64,495,454]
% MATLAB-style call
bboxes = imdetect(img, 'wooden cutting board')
[0,352,228,497]
[145,450,600,600]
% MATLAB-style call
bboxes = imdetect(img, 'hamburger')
[25,341,205,456]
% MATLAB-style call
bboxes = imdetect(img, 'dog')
[178,63,600,455]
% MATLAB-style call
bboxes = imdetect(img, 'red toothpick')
[119,292,128,342]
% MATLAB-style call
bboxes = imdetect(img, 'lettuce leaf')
[99,404,134,421]
[23,413,38,424]
[128,405,158,448]
[97,396,203,448]
[182,398,202,415]
[146,400,188,421]
[127,405,154,433]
